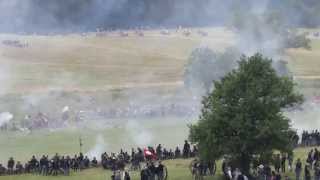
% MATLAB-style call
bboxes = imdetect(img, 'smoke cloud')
[0,112,13,127]
[85,135,106,161]
[1,0,319,33]
[286,99,320,134]
[125,120,153,147]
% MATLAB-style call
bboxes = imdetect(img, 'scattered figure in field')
[183,140,191,158]
[7,157,15,175]
[156,144,163,159]
[275,171,282,180]
[304,165,311,180]
[183,30,191,37]
[92,157,98,167]
[295,158,302,180]
[156,161,166,180]
[190,159,204,180]
[0,164,6,176]
[175,147,181,158]
[197,30,208,37]
[160,29,170,35]
[15,161,23,174]
[288,152,293,172]
[135,30,144,37]
[119,31,129,37]
[274,154,281,173]
[140,164,152,180]
[281,153,286,173]
[314,161,320,180]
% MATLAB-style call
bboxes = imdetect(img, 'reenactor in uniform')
[7,157,15,175]
[175,147,181,158]
[15,161,23,174]
[0,164,6,176]
[183,140,191,158]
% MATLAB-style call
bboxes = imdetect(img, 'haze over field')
[0,0,319,163]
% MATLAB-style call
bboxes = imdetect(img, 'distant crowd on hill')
[0,140,197,180]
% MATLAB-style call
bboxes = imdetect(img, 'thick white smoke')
[286,99,320,135]
[85,135,106,161]
[125,120,153,147]
[0,112,13,127]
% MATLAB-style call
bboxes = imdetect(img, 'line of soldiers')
[0,140,196,178]
[301,130,320,147]
[0,153,98,176]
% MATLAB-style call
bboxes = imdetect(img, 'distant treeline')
[1,0,320,33]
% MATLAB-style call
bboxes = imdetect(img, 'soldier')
[295,158,302,180]
[156,144,163,159]
[63,156,71,176]
[91,157,98,167]
[140,164,151,180]
[29,155,38,173]
[0,164,6,176]
[304,165,311,180]
[274,154,281,173]
[175,147,181,158]
[7,157,15,175]
[15,161,23,174]
[156,161,165,180]
[281,154,286,173]
[183,140,191,158]
[208,160,215,176]
[40,155,49,175]
[84,156,90,168]
[314,161,320,180]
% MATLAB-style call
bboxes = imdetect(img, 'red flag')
[144,148,157,160]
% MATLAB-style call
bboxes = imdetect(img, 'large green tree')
[189,53,303,175]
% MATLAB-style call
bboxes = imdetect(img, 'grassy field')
[0,147,315,180]
[0,27,319,179]
[0,118,191,163]
[0,28,234,93]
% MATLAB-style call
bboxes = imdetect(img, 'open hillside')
[0,28,234,94]
[0,27,319,164]
[0,28,319,96]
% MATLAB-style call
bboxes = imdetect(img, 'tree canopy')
[189,53,303,175]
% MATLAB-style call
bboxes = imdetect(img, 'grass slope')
[0,147,316,180]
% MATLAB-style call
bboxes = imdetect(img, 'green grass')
[0,147,316,180]
[0,118,190,163]
[0,27,319,179]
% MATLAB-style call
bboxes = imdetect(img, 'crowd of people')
[1,132,320,179]
[218,148,320,180]
[301,130,320,147]
[0,140,197,179]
